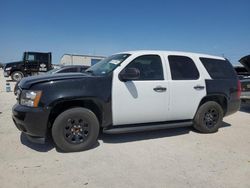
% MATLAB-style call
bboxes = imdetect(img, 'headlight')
[20,90,42,107]
[5,67,12,71]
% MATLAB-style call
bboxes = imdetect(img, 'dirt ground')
[0,69,249,188]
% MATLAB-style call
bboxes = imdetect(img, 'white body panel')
[167,79,206,120]
[112,51,223,125]
[162,53,207,120]
[112,53,170,125]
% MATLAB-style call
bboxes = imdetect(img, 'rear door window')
[200,58,236,79]
[59,67,78,73]
[168,55,200,80]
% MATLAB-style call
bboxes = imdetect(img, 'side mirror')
[119,68,140,82]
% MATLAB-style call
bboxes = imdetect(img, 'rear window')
[200,58,236,79]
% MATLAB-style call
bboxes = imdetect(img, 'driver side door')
[112,54,169,125]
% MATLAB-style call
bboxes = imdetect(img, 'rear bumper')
[225,99,241,116]
[12,104,51,142]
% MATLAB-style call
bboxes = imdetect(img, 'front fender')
[30,76,113,127]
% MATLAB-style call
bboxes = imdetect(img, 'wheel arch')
[48,98,103,129]
[198,94,228,116]
[10,69,23,75]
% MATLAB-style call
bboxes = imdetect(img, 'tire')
[193,101,223,133]
[52,107,99,152]
[11,71,24,81]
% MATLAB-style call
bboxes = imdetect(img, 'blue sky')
[0,0,249,64]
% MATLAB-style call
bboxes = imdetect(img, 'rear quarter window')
[200,58,237,79]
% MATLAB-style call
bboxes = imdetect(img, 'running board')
[103,121,193,134]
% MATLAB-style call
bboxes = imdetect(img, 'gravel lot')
[0,69,249,188]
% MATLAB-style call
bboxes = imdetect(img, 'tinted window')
[27,54,35,61]
[58,67,78,73]
[80,67,88,72]
[125,55,164,80]
[36,53,48,62]
[168,56,199,80]
[200,58,237,79]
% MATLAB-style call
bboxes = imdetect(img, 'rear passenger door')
[167,55,206,120]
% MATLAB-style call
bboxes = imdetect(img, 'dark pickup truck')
[3,52,52,81]
[239,55,250,104]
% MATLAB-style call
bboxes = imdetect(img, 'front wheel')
[11,71,24,81]
[52,107,100,152]
[194,101,223,133]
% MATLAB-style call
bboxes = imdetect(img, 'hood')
[239,55,250,72]
[19,72,91,89]
[4,61,23,68]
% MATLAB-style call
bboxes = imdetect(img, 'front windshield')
[86,54,130,76]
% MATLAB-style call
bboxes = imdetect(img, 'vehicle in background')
[0,62,4,69]
[14,65,89,95]
[46,65,89,74]
[239,55,250,104]
[234,66,250,77]
[3,52,52,81]
[60,54,105,66]
[51,64,63,70]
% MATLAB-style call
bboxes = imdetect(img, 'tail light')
[237,80,241,99]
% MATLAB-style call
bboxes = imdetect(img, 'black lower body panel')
[225,99,241,116]
[103,120,193,134]
[12,104,51,142]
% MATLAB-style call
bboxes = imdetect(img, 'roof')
[62,53,106,59]
[61,65,89,68]
[118,50,225,60]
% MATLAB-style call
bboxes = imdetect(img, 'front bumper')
[12,104,51,142]
[4,71,10,77]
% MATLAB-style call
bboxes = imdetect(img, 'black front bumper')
[4,70,10,77]
[12,104,51,143]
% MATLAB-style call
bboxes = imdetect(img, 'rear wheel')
[52,107,99,152]
[194,101,223,133]
[11,71,24,81]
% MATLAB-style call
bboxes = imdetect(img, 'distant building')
[60,54,105,66]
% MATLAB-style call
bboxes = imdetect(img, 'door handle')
[153,86,167,92]
[194,85,205,90]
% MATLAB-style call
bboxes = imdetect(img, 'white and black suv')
[13,51,241,152]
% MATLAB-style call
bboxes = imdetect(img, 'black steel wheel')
[203,107,219,129]
[63,118,89,144]
[52,107,99,152]
[194,101,223,133]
